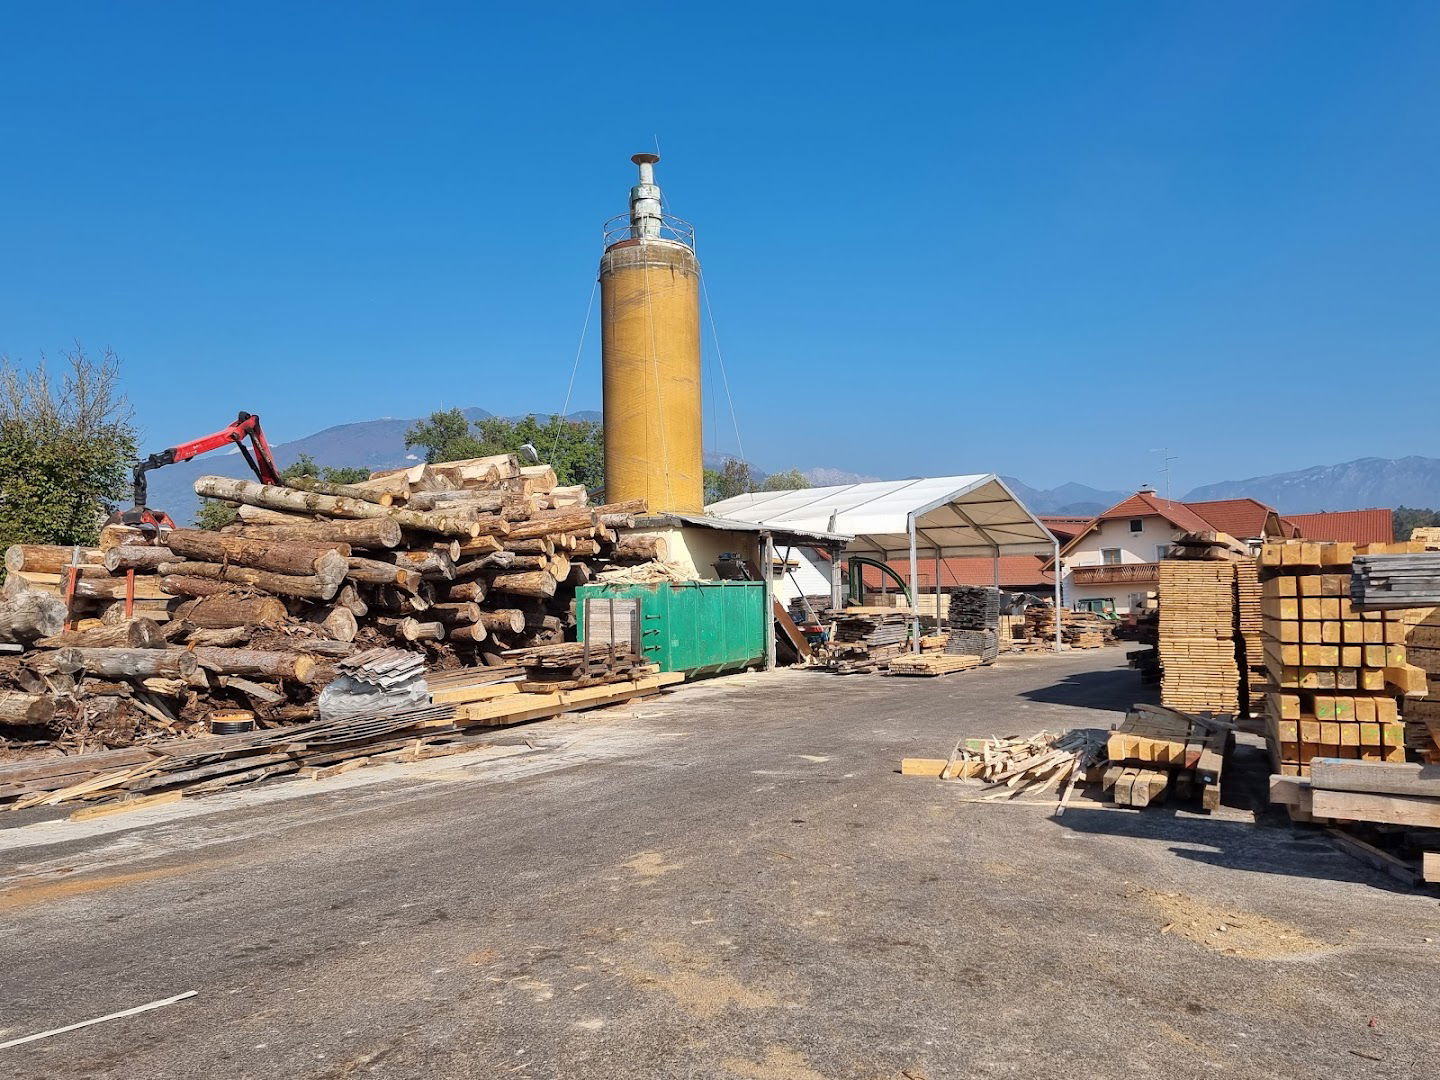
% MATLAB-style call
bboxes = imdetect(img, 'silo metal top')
[602,153,694,251]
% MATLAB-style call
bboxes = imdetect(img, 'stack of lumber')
[1023,606,1116,647]
[901,729,1108,814]
[787,595,831,626]
[1260,540,1429,781]
[946,586,1000,631]
[509,640,651,692]
[1270,759,1440,881]
[886,652,982,677]
[0,452,676,759]
[1166,530,1249,562]
[1235,557,1265,716]
[945,628,999,664]
[1402,607,1440,764]
[1103,703,1233,811]
[1158,559,1239,714]
[811,609,909,673]
[1351,551,1440,609]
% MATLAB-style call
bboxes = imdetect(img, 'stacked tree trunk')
[0,453,672,757]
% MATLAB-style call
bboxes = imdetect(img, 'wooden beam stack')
[1260,539,1430,779]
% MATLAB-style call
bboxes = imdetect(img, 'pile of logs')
[0,453,676,758]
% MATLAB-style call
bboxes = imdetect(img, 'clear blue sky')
[2,2,1437,495]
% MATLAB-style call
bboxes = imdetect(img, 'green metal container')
[576,581,766,676]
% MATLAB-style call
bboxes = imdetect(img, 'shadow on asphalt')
[1049,806,1417,893]
[1019,660,1159,713]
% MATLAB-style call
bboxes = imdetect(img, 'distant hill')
[999,477,1129,517]
[144,408,609,526]
[1184,456,1440,513]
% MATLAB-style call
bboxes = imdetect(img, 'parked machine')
[108,411,280,530]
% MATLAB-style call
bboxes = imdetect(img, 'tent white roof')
[706,474,1056,558]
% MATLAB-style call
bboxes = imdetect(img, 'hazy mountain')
[142,407,608,526]
[801,467,883,486]
[999,477,1129,517]
[1184,456,1440,513]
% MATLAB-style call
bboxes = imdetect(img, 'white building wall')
[1061,514,1182,614]
[771,545,833,606]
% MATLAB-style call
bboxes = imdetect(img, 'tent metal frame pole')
[993,545,1000,587]
[763,532,776,670]
[908,514,920,653]
[831,545,844,611]
[934,547,942,635]
[1053,539,1062,653]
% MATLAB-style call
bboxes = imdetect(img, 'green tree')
[194,498,239,531]
[0,346,137,550]
[704,457,754,502]
[405,410,604,490]
[404,409,488,464]
[1393,506,1440,542]
[194,453,372,527]
[279,452,370,487]
[761,468,810,492]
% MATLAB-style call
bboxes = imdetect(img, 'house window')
[1155,544,1170,561]
[1101,548,1122,565]
[1129,518,1144,533]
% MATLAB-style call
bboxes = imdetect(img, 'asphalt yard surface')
[2,648,1437,1078]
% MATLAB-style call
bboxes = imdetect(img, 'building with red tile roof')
[1184,498,1287,543]
[1284,509,1394,545]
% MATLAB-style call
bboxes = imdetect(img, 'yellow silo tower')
[599,153,703,513]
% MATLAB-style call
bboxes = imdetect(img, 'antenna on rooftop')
[1150,448,1179,502]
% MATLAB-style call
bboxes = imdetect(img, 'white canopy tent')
[707,474,1062,651]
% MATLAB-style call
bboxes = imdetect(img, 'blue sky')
[2,2,1436,494]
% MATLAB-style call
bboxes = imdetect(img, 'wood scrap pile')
[901,729,1108,813]
[0,453,678,762]
[810,609,909,673]
[1103,703,1233,811]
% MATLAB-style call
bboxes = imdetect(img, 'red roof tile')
[1057,491,1215,559]
[1185,498,1282,540]
[1284,509,1394,545]
[1038,516,1088,542]
[863,555,1056,591]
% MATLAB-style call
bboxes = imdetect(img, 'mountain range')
[137,407,1440,525]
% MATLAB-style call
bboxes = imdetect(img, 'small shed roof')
[706,475,1056,557]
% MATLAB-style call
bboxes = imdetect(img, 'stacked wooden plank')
[886,652,982,677]
[1351,551,1440,609]
[1234,557,1266,716]
[0,453,674,761]
[1402,608,1440,764]
[1103,704,1233,811]
[945,628,998,663]
[1158,559,1240,714]
[1270,760,1440,880]
[946,586,1000,631]
[1260,540,1429,780]
[810,609,909,673]
[1023,606,1116,647]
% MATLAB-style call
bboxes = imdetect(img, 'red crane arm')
[168,412,280,484]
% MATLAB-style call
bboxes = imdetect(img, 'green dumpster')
[576,581,766,676]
